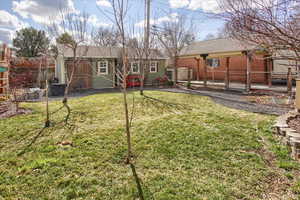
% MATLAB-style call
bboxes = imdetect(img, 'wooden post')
[287,67,292,95]
[201,54,208,87]
[296,79,300,112]
[245,51,252,93]
[174,57,178,86]
[225,57,230,90]
[268,58,273,87]
[194,58,200,81]
[187,67,191,89]
[264,56,271,87]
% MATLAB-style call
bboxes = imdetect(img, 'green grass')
[0,91,299,200]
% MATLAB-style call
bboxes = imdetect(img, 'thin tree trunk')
[37,59,42,88]
[140,0,151,96]
[140,61,145,96]
[45,56,50,127]
[287,67,292,96]
[122,55,132,164]
[174,56,178,86]
[62,56,76,124]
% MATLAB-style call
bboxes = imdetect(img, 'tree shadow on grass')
[17,117,78,156]
[142,94,192,114]
[130,162,156,200]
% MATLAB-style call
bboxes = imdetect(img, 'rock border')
[274,110,300,160]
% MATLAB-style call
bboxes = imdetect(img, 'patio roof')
[179,38,258,58]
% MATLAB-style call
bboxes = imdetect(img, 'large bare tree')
[152,13,195,85]
[218,0,300,62]
[92,27,120,46]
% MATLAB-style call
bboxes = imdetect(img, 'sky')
[0,0,225,45]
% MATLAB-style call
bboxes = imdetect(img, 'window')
[207,58,220,68]
[97,60,108,75]
[150,61,158,73]
[131,61,140,74]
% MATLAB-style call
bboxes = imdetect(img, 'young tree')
[126,27,158,95]
[152,14,195,85]
[105,0,132,163]
[99,0,145,198]
[13,27,50,57]
[47,10,90,123]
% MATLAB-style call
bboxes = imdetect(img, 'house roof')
[61,46,166,60]
[179,38,257,57]
[61,46,121,58]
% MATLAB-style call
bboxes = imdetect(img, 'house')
[175,38,272,87]
[0,44,11,95]
[272,50,299,81]
[55,46,167,90]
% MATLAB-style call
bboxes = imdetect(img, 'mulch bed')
[288,115,300,133]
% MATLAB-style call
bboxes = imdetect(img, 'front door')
[166,69,174,81]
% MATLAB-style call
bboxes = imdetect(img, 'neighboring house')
[56,46,167,90]
[272,50,299,81]
[175,38,272,84]
[0,44,11,95]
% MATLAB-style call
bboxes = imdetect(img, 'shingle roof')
[180,38,257,56]
[61,46,121,58]
[61,46,166,59]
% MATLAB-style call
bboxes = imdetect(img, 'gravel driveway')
[160,87,291,116]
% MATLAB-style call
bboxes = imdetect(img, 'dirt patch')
[0,108,32,119]
[244,91,294,109]
[288,115,300,132]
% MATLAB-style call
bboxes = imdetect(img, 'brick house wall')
[177,54,267,84]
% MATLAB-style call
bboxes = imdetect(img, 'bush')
[186,81,191,89]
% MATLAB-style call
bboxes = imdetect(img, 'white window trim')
[97,60,109,75]
[150,61,158,73]
[130,61,140,74]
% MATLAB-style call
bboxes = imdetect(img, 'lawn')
[0,91,299,200]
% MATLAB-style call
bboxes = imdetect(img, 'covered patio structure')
[176,38,272,92]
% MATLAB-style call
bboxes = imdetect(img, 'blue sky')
[0,0,225,45]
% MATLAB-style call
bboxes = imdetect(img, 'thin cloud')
[12,0,77,24]
[96,0,112,7]
[135,13,179,27]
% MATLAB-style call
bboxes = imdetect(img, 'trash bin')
[50,83,66,96]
